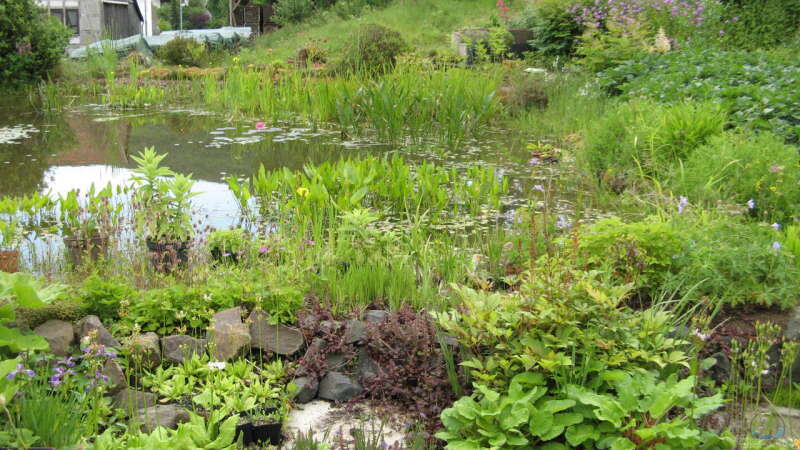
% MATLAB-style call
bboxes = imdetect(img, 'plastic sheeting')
[68,27,252,59]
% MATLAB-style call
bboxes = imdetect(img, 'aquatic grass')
[205,64,504,146]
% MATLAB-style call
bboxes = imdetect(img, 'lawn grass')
[238,0,497,64]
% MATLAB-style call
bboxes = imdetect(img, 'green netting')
[68,27,252,59]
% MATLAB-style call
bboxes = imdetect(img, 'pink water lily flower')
[255,122,266,129]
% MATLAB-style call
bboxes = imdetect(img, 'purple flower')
[223,252,231,257]
[772,222,781,231]
[259,247,269,253]
[677,196,688,214]
[772,241,782,251]
[236,250,245,255]
[533,185,545,193]
[747,199,756,210]
[556,215,572,229]
[7,364,34,380]
[528,157,542,166]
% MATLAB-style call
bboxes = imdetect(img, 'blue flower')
[533,185,545,193]
[747,199,756,210]
[677,196,688,214]
[772,241,781,251]
[772,222,781,231]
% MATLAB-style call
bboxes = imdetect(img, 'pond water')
[0,97,559,230]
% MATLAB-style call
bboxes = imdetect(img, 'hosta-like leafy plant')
[437,371,734,449]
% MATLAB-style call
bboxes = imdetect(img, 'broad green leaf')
[542,399,576,413]
[0,326,49,352]
[565,424,598,446]
[529,407,554,438]
[501,402,529,430]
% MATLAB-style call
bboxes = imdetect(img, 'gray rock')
[113,388,157,412]
[344,320,366,344]
[293,376,319,403]
[785,304,800,341]
[209,307,250,361]
[320,320,341,334]
[438,333,459,349]
[33,319,74,356]
[129,332,161,368]
[76,315,120,348]
[161,335,207,364]
[103,359,127,393]
[357,347,378,380]
[326,352,349,371]
[248,309,304,356]
[364,310,388,324]
[132,405,191,432]
[318,372,362,403]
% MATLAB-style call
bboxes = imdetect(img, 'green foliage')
[93,410,239,450]
[0,219,23,250]
[57,183,124,238]
[662,214,800,309]
[273,0,315,26]
[599,49,800,143]
[79,274,136,322]
[131,147,198,242]
[142,354,293,419]
[437,371,732,449]
[717,0,800,49]
[579,216,682,290]
[675,131,800,222]
[334,24,408,75]
[575,24,650,73]
[0,0,70,85]
[207,229,249,262]
[157,37,208,67]
[0,273,66,354]
[118,283,228,336]
[523,0,584,59]
[581,100,727,184]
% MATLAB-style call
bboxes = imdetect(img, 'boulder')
[209,307,250,361]
[103,359,127,394]
[293,376,319,404]
[357,347,378,380]
[161,335,207,364]
[343,320,366,344]
[325,352,349,371]
[363,310,388,324]
[129,332,161,367]
[318,372,362,403]
[113,388,157,412]
[248,309,304,356]
[76,315,120,348]
[320,320,341,334]
[33,319,74,356]
[132,405,191,432]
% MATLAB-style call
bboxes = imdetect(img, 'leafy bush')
[717,0,800,49]
[523,0,584,59]
[436,277,734,448]
[79,274,136,322]
[599,49,800,142]
[663,215,800,310]
[0,0,71,85]
[334,24,408,75]
[579,216,682,291]
[207,228,249,262]
[156,37,207,67]
[575,23,650,73]
[273,0,315,26]
[675,131,800,222]
[581,100,726,185]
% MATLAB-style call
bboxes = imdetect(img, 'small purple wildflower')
[223,252,231,257]
[533,185,545,193]
[677,196,688,214]
[259,247,269,253]
[556,215,572,229]
[747,199,756,210]
[7,364,35,380]
[772,223,781,231]
[528,157,542,166]
[772,241,782,251]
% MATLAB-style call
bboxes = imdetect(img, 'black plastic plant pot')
[250,422,282,446]
[146,238,190,272]
[235,421,253,444]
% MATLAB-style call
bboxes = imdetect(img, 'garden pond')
[0,96,581,231]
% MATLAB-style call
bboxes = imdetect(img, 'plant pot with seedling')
[131,147,199,273]
[207,228,249,265]
[241,407,282,446]
[0,219,23,273]
[59,184,122,267]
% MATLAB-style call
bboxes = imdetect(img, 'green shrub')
[675,131,800,222]
[581,100,726,186]
[575,23,650,73]
[273,0,315,26]
[599,49,800,143]
[156,37,207,67]
[0,0,71,85]
[718,0,800,49]
[78,274,136,322]
[663,214,800,310]
[334,24,408,74]
[207,228,249,261]
[579,216,682,291]
[523,0,584,59]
